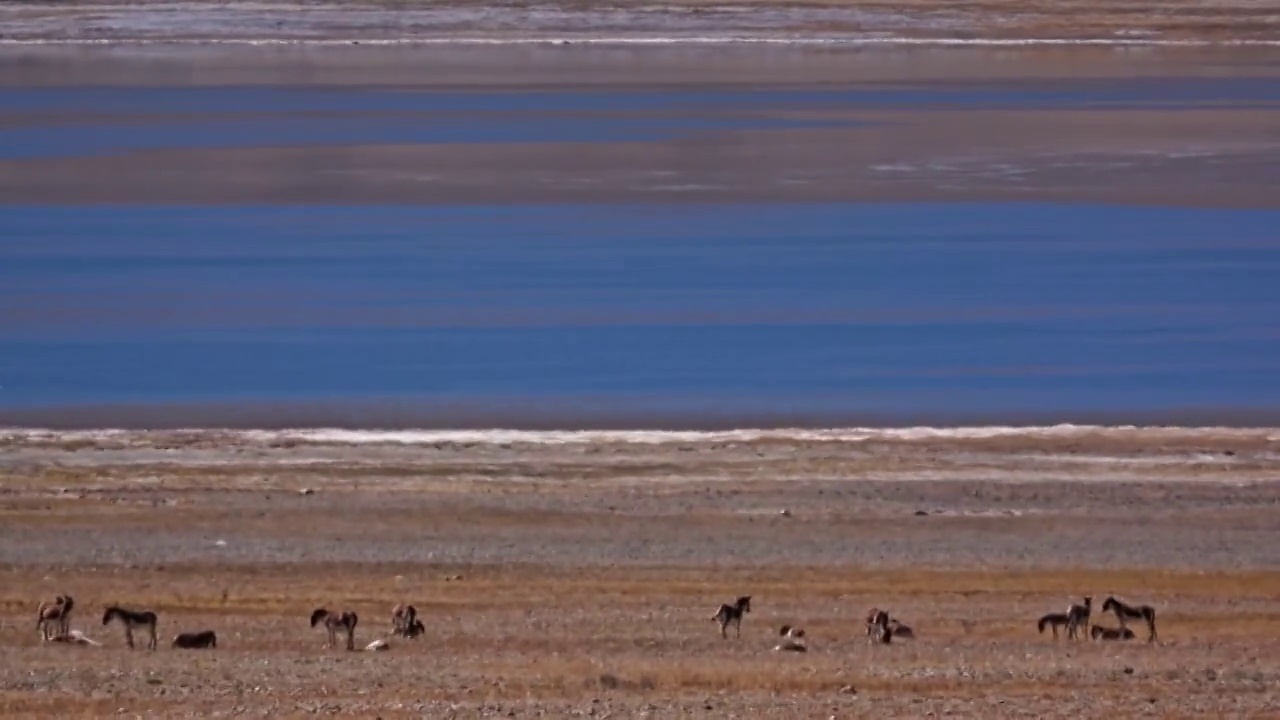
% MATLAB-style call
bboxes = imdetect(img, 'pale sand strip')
[2,43,1279,88]
[2,0,1278,43]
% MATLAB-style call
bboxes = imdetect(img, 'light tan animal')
[774,625,808,652]
[37,594,75,641]
[49,630,100,647]
[391,604,423,638]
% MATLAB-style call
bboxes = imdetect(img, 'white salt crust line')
[2,37,1280,47]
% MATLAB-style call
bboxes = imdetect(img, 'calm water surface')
[3,202,1278,419]
[3,77,1279,422]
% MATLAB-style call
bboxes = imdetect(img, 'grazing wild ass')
[311,608,359,650]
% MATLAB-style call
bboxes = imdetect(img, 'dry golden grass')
[4,564,1280,717]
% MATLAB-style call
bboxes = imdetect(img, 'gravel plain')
[2,426,1279,717]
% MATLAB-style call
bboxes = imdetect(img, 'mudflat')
[3,427,1279,717]
[3,44,1280,208]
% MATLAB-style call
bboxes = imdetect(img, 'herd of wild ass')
[33,591,1158,653]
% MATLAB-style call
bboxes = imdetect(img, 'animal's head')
[873,610,890,627]
[310,608,329,628]
[101,608,113,625]
[738,596,752,613]
[865,608,880,624]
[778,625,792,637]
[1101,597,1118,612]
[1121,628,1135,639]
[1083,596,1092,606]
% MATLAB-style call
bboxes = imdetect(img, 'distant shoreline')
[3,399,1279,430]
[5,37,1279,47]
[2,0,1277,46]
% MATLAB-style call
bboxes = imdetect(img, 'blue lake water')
[3,71,1280,424]
[2,202,1278,421]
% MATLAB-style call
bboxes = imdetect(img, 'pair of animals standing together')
[1037,595,1158,642]
[36,594,216,649]
[709,595,913,647]
[308,602,425,651]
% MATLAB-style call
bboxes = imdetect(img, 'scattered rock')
[839,685,857,695]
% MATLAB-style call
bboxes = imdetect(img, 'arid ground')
[2,426,1279,718]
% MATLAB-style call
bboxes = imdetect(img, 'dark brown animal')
[888,617,915,640]
[310,608,359,650]
[711,596,751,639]
[868,609,912,643]
[172,630,217,649]
[1038,612,1070,639]
[1102,596,1157,642]
[102,606,158,650]
[1091,624,1136,641]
